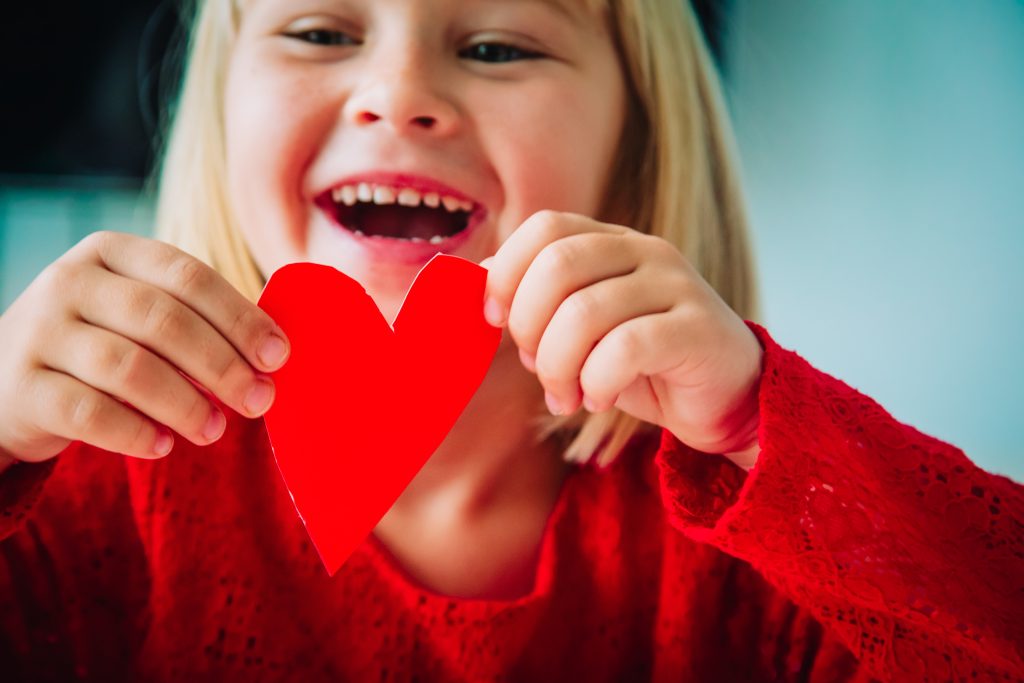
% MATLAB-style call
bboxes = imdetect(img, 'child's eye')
[287,29,360,47]
[459,42,544,63]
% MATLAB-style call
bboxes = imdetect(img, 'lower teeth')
[351,230,446,244]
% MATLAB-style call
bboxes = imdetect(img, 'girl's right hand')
[0,231,290,467]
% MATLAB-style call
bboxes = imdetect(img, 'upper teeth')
[332,183,473,213]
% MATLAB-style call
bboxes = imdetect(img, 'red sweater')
[1,323,1021,682]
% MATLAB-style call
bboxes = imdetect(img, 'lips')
[320,199,470,242]
[315,173,485,240]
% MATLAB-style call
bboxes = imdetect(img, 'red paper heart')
[257,254,501,576]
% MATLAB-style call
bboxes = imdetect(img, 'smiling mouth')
[317,185,477,244]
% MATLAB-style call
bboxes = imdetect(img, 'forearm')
[656,323,1024,679]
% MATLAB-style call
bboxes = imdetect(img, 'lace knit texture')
[0,323,1021,681]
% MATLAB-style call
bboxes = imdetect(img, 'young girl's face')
[224,0,627,319]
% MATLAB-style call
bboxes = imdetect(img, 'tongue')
[347,204,465,240]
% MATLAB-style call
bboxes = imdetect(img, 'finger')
[534,273,676,415]
[74,268,274,419]
[81,231,290,373]
[42,321,227,446]
[29,368,174,459]
[579,311,686,413]
[485,211,628,326]
[506,232,639,355]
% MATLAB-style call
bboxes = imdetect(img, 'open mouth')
[316,183,479,244]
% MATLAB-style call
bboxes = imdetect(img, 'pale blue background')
[2,0,1021,478]
[727,0,1023,479]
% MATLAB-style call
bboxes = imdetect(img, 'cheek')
[223,62,323,272]
[482,80,625,232]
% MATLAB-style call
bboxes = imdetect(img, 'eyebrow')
[241,0,598,28]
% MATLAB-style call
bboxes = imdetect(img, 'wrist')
[720,394,761,472]
[722,332,764,472]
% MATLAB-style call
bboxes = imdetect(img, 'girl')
[0,0,1020,680]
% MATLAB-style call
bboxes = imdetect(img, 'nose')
[343,54,460,137]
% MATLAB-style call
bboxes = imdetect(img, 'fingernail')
[583,395,599,413]
[153,428,174,457]
[258,333,289,369]
[545,392,563,416]
[483,298,505,327]
[519,348,536,372]
[244,378,275,416]
[202,407,227,442]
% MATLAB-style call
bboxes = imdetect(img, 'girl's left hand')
[483,210,763,471]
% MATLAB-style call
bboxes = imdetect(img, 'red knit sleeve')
[0,459,57,542]
[655,322,1024,682]
[0,443,150,679]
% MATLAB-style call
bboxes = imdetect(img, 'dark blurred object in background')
[1,0,179,184]
[693,0,731,79]
[0,0,730,184]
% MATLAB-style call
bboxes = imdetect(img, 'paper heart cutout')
[257,254,501,576]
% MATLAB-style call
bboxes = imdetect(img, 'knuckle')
[537,240,577,277]
[225,305,249,338]
[36,261,78,296]
[78,229,115,254]
[505,308,534,351]
[534,353,571,387]
[635,230,667,251]
[227,304,266,348]
[74,230,127,265]
[68,392,105,433]
[528,209,561,234]
[8,370,39,431]
[562,289,596,327]
[169,256,210,297]
[533,349,555,381]
[579,371,608,405]
[620,232,659,265]
[611,324,642,358]
[661,269,690,298]
[211,351,248,394]
[486,263,514,303]
[151,238,183,262]
[182,393,212,436]
[110,344,150,389]
[533,210,568,243]
[507,313,532,350]
[578,367,598,397]
[671,302,702,331]
[127,416,153,455]
[141,295,181,340]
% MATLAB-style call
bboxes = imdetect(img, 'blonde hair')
[148,0,760,467]
[146,0,263,298]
